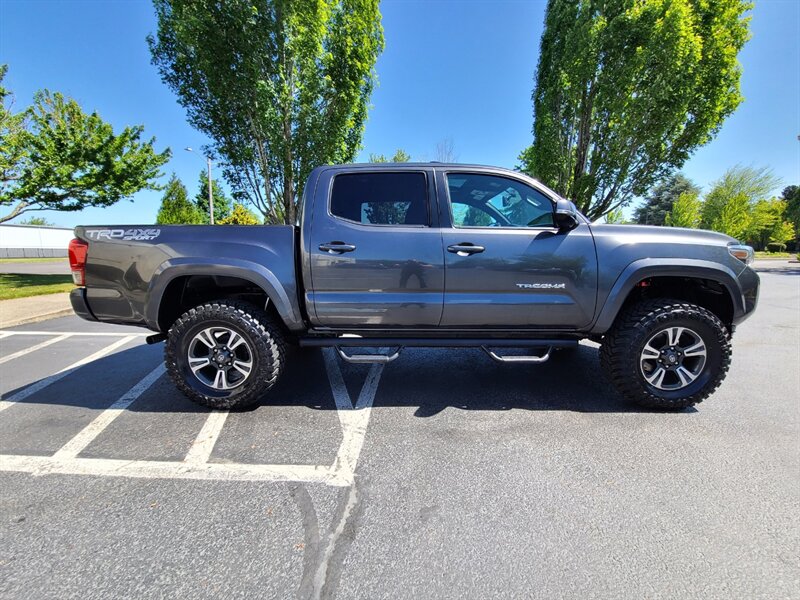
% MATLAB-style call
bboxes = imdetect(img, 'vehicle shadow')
[753,265,800,276]
[1,342,696,416]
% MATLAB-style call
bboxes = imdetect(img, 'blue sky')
[1,0,798,227]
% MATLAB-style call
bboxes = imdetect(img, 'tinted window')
[447,173,554,228]
[331,172,428,226]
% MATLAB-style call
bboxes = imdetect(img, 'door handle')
[447,243,485,256]
[319,242,357,254]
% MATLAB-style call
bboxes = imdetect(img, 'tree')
[604,207,625,224]
[148,0,384,225]
[781,185,799,238]
[518,0,751,220]
[434,137,458,162]
[194,170,231,224]
[665,191,701,228]
[218,203,261,225]
[19,216,54,226]
[768,220,795,252]
[700,165,780,239]
[156,175,204,224]
[0,65,170,224]
[368,149,411,163]
[633,173,700,225]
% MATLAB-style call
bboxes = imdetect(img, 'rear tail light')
[68,238,89,286]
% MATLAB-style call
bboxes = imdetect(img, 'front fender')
[145,257,304,331]
[590,258,745,334]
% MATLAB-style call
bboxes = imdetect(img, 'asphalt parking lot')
[1,261,798,599]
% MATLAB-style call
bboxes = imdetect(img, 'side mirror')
[554,198,579,231]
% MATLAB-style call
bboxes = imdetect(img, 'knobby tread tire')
[164,300,285,410]
[599,299,731,410]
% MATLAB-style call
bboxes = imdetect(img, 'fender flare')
[144,257,304,331]
[590,258,745,334]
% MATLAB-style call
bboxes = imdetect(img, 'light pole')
[185,147,214,224]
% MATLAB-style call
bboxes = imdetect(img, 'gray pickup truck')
[68,163,759,410]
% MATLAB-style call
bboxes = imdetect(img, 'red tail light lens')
[68,238,89,286]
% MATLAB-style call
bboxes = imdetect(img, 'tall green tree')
[700,165,780,239]
[368,149,411,163]
[0,65,170,224]
[518,0,751,220]
[156,174,204,224]
[633,173,700,225]
[665,191,702,228]
[194,170,231,224]
[148,0,384,225]
[781,185,799,239]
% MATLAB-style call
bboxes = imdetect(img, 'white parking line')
[0,330,149,337]
[0,333,72,365]
[0,344,384,487]
[184,411,230,465]
[52,364,166,460]
[0,335,138,412]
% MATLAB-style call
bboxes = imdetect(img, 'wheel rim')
[639,326,707,391]
[187,326,254,390]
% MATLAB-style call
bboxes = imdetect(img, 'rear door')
[437,169,597,329]
[307,168,444,328]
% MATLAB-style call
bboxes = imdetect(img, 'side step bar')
[482,346,552,364]
[336,347,402,364]
[299,337,578,349]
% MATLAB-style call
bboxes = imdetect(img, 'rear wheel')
[165,300,285,409]
[600,299,731,410]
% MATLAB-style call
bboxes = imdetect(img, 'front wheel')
[165,300,285,409]
[600,299,731,410]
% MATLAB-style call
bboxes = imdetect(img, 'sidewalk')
[0,293,73,328]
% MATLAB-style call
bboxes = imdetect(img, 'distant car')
[68,163,759,410]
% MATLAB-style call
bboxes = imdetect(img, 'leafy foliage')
[0,65,170,224]
[19,216,54,226]
[634,173,700,225]
[218,203,261,225]
[148,0,384,225]
[781,185,799,239]
[368,149,411,163]
[604,207,626,224]
[194,169,231,224]
[519,0,751,220]
[665,191,701,228]
[700,165,780,239]
[156,174,204,224]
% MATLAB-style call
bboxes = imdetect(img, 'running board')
[482,346,552,364]
[300,337,578,349]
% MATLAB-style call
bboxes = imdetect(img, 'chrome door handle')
[319,242,357,254]
[447,243,485,256]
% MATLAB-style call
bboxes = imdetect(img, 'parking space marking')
[0,335,138,412]
[0,333,72,365]
[184,411,230,465]
[0,347,384,487]
[52,364,167,460]
[0,330,149,337]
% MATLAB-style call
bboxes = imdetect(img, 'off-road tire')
[600,299,731,410]
[165,300,285,410]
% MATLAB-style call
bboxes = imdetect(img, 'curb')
[0,307,75,329]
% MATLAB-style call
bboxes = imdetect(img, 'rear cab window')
[330,172,429,226]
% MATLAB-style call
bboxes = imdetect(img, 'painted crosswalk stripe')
[52,363,166,460]
[0,333,72,365]
[0,335,138,412]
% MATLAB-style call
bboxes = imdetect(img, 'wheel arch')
[591,259,744,334]
[146,258,304,332]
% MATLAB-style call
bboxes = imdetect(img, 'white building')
[0,224,74,258]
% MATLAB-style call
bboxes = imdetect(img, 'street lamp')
[185,147,214,225]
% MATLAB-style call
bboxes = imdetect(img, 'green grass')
[0,273,74,300]
[0,257,68,263]
[754,251,793,259]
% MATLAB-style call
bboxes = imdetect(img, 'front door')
[308,169,445,328]
[438,170,597,329]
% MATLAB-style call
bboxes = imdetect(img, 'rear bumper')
[70,287,97,322]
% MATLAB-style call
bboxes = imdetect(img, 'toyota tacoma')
[68,163,759,410]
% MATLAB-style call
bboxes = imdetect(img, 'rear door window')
[331,172,428,226]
